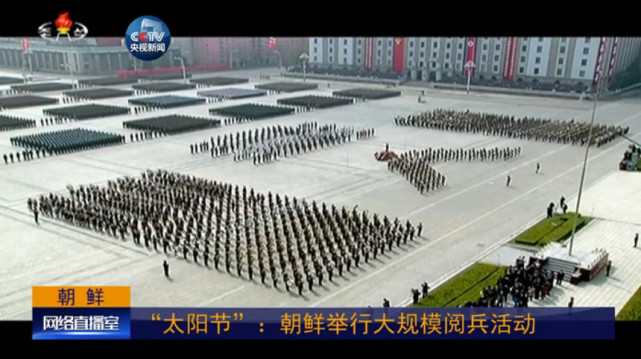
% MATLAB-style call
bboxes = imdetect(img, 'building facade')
[0,37,182,76]
[309,37,641,88]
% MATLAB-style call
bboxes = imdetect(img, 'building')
[309,37,641,89]
[0,37,182,76]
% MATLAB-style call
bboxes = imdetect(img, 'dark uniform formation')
[255,82,319,93]
[461,257,560,307]
[332,88,402,100]
[128,95,205,109]
[394,109,628,147]
[131,82,196,94]
[123,115,221,134]
[0,115,37,131]
[209,103,295,122]
[62,88,134,100]
[388,153,446,194]
[276,95,354,110]
[192,122,368,166]
[0,95,59,109]
[190,77,249,87]
[400,146,522,164]
[10,128,125,155]
[33,169,422,295]
[42,104,131,121]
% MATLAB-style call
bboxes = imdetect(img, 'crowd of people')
[461,257,563,307]
[394,109,628,147]
[388,152,447,194]
[0,115,36,131]
[191,122,372,165]
[31,169,423,295]
[60,96,87,104]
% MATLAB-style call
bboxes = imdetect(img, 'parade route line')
[310,129,641,307]
[196,285,246,307]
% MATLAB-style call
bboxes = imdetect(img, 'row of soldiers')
[388,154,446,194]
[403,146,522,163]
[40,117,73,126]
[132,106,162,115]
[3,149,45,164]
[0,116,36,130]
[129,131,165,143]
[394,109,628,147]
[193,122,368,164]
[33,169,423,295]
[61,96,86,104]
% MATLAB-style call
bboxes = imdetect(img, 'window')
[387,59,391,65]
[433,42,439,49]
[314,56,318,62]
[457,53,462,60]
[314,38,318,44]
[536,46,542,53]
[581,59,587,66]
[534,68,539,75]
[357,49,361,55]
[556,68,562,76]
[579,70,586,77]
[522,45,527,52]
[494,55,500,62]
[583,47,589,55]
[409,41,414,47]
[420,51,425,58]
[446,43,451,49]
[329,39,333,44]
[480,65,487,72]
[558,57,564,65]
[357,58,361,64]
[538,37,544,42]
[458,43,463,49]
[493,65,499,72]
[419,61,424,67]
[388,51,392,57]
[560,46,566,54]
[520,56,526,63]
[343,39,348,45]
[482,44,488,50]
[343,48,347,55]
[456,63,462,71]
[445,53,451,60]
[481,54,487,62]
[431,61,437,68]
[585,37,591,44]
[421,42,425,48]
[409,51,414,57]
[314,46,318,53]
[378,40,382,46]
[495,44,501,51]
[535,57,541,64]
[445,62,450,69]
[561,37,567,43]
[343,58,347,64]
[519,66,525,74]
[329,47,333,53]
[408,60,413,66]
[358,39,362,45]
[329,56,333,62]
[377,49,381,56]
[432,52,437,58]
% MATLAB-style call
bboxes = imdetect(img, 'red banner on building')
[364,37,374,70]
[392,37,405,73]
[503,37,517,81]
[465,37,477,76]
[607,37,620,83]
[22,37,29,53]
[593,37,607,87]
[268,37,277,50]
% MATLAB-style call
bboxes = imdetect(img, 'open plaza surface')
[1,67,640,320]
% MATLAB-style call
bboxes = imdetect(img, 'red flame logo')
[55,12,73,34]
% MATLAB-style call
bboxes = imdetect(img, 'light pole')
[174,55,187,83]
[568,80,603,256]
[229,49,239,70]
[299,53,309,82]
[61,62,74,88]
[273,50,282,70]
[464,61,476,95]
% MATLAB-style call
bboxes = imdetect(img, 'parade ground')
[1,68,640,319]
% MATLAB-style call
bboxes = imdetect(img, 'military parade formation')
[190,122,375,165]
[394,109,628,147]
[30,169,421,295]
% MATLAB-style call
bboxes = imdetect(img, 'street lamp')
[229,49,239,70]
[299,53,309,82]
[61,62,74,87]
[273,50,282,70]
[568,81,603,256]
[174,55,187,83]
[464,61,476,95]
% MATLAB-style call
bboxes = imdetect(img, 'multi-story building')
[309,37,641,88]
[0,37,182,76]
[187,37,308,67]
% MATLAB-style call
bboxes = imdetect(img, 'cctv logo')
[125,15,171,61]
